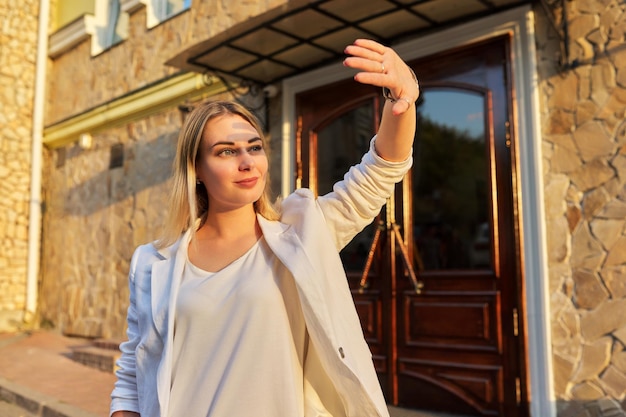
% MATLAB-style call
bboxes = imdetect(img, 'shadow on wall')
[59,131,178,216]
[388,399,626,417]
[558,399,626,417]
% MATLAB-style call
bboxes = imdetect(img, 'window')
[104,0,123,47]
[146,0,191,28]
[48,0,129,57]
[91,0,128,55]
[48,0,189,58]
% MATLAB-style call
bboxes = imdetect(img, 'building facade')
[0,0,40,330]
[1,1,625,416]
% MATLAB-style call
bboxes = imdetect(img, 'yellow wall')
[54,0,94,30]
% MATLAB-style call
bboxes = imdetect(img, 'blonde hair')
[155,100,280,249]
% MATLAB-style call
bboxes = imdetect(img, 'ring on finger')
[381,63,386,73]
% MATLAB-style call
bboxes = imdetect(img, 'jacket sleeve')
[110,247,142,416]
[317,136,412,250]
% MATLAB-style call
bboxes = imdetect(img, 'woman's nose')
[239,152,255,170]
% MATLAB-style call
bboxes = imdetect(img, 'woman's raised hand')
[343,39,420,116]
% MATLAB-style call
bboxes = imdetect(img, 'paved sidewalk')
[0,331,115,417]
[0,331,462,417]
[0,399,37,417]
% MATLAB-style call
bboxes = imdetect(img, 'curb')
[0,376,102,417]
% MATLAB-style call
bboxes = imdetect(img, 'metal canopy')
[166,0,529,85]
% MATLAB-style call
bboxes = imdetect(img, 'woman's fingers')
[344,39,420,114]
[352,38,387,54]
[344,39,388,74]
[343,56,386,76]
[344,44,384,64]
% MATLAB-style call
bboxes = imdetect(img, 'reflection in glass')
[316,103,373,195]
[316,103,375,270]
[412,89,491,270]
[94,0,128,54]
[105,0,122,47]
[158,0,191,21]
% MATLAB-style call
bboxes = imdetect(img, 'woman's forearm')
[375,99,416,162]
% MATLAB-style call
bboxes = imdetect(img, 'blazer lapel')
[151,232,190,417]
[150,237,181,339]
[257,216,337,347]
[150,259,171,339]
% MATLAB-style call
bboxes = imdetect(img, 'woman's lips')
[235,177,259,187]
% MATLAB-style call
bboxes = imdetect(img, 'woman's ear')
[194,163,201,184]
[195,169,203,185]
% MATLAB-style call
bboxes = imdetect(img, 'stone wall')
[40,1,287,338]
[0,0,39,330]
[46,0,287,125]
[535,1,626,415]
[40,108,180,337]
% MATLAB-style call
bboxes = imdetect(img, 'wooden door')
[295,35,527,417]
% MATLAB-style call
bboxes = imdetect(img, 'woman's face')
[196,114,268,214]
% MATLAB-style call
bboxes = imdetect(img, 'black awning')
[166,0,530,85]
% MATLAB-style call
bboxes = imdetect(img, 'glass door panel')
[316,102,377,271]
[413,88,491,270]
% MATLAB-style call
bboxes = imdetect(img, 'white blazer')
[110,138,412,417]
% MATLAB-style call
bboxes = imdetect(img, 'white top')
[168,237,309,417]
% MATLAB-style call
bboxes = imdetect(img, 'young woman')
[111,39,419,417]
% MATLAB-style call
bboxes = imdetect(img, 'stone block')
[572,337,612,383]
[549,262,572,294]
[550,71,581,110]
[547,108,576,135]
[571,221,606,270]
[590,219,623,250]
[567,204,583,233]
[600,366,626,399]
[553,146,584,174]
[570,13,600,42]
[554,352,577,395]
[581,299,626,341]
[573,122,616,163]
[547,216,571,263]
[576,100,601,125]
[558,401,589,417]
[582,186,612,219]
[616,328,626,346]
[589,398,626,417]
[612,346,626,373]
[599,199,626,218]
[591,62,617,103]
[573,269,609,310]
[605,236,626,267]
[545,175,570,217]
[571,380,606,401]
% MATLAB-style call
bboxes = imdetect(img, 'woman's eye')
[250,144,263,153]
[219,149,236,156]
